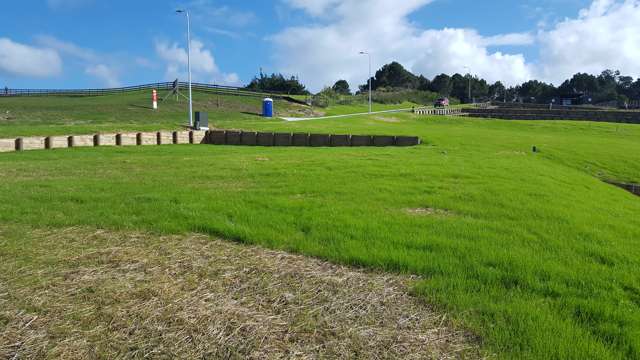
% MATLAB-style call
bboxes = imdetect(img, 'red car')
[434,98,450,107]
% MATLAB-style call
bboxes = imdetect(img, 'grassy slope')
[0,91,414,137]
[1,94,640,358]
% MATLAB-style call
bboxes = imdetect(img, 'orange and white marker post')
[152,89,158,110]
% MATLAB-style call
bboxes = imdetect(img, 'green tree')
[430,74,452,96]
[246,71,309,95]
[363,62,419,90]
[489,81,506,101]
[332,80,351,95]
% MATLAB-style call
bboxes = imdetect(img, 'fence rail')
[0,82,291,99]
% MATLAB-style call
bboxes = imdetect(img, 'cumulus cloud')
[0,38,62,78]
[274,0,640,91]
[155,39,241,85]
[272,0,535,91]
[35,35,98,62]
[85,64,120,87]
[34,35,122,87]
[538,0,640,83]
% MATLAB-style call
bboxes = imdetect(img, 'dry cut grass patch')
[0,227,480,359]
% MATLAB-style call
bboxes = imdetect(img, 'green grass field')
[1,92,640,359]
[0,91,415,137]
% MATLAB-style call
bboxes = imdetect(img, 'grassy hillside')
[1,94,640,358]
[0,91,415,137]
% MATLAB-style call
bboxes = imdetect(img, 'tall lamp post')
[464,66,471,104]
[359,51,372,113]
[176,9,193,128]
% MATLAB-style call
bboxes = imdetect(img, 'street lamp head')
[176,9,185,13]
[359,51,367,55]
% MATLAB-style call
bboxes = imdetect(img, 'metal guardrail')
[0,82,290,98]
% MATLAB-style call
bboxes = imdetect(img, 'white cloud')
[272,0,534,91]
[85,64,120,87]
[0,38,62,78]
[186,1,256,27]
[538,0,640,83]
[411,29,533,86]
[34,35,122,86]
[482,33,535,47]
[35,35,97,62]
[154,39,240,85]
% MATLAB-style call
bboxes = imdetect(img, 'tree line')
[246,63,640,107]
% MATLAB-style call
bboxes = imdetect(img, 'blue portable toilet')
[262,98,274,118]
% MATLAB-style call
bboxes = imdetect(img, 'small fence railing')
[0,82,289,98]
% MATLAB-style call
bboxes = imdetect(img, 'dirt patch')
[0,228,479,359]
[406,208,454,217]
[374,116,401,123]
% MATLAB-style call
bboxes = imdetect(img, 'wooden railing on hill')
[0,82,305,103]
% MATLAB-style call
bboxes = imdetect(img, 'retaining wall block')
[45,136,69,149]
[257,132,275,146]
[209,130,227,145]
[240,131,257,146]
[16,137,46,151]
[309,134,331,147]
[16,136,46,150]
[350,135,372,147]
[0,139,15,152]
[94,134,116,147]
[372,135,396,147]
[157,131,173,145]
[330,134,351,147]
[395,136,421,147]
[116,133,137,146]
[68,135,94,148]
[173,131,190,144]
[137,132,157,146]
[226,131,242,145]
[292,133,309,146]
[190,131,207,144]
[274,133,292,146]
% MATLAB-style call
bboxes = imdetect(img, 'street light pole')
[464,66,471,104]
[359,51,372,113]
[177,9,193,128]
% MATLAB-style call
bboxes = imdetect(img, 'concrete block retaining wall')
[69,135,94,147]
[0,139,15,152]
[157,131,173,145]
[16,137,46,151]
[0,130,420,153]
[465,108,640,124]
[137,132,157,146]
[116,133,137,146]
[0,130,207,153]
[45,136,70,149]
[173,131,190,145]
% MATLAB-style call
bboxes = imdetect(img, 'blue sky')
[2,0,638,91]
